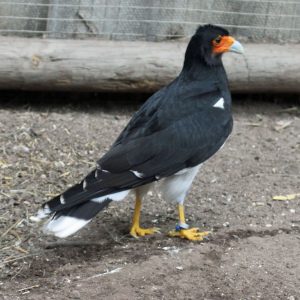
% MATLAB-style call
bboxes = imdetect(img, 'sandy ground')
[0,95,299,300]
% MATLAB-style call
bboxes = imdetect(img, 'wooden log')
[0,37,299,93]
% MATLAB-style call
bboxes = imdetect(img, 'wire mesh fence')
[0,0,299,42]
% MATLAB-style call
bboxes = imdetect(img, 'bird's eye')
[214,36,222,44]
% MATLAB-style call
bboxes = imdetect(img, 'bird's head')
[184,24,244,68]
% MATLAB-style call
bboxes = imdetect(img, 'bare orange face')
[212,35,236,54]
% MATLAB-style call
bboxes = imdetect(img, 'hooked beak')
[212,36,244,55]
[229,40,244,54]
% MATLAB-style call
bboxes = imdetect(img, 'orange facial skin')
[212,36,235,54]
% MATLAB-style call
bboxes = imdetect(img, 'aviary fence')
[0,0,299,92]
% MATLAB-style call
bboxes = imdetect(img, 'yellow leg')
[178,204,186,225]
[168,204,210,241]
[130,192,160,238]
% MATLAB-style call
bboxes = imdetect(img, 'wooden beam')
[0,37,299,93]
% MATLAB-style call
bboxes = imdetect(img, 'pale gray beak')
[229,40,244,54]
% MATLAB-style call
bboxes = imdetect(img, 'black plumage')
[35,24,243,238]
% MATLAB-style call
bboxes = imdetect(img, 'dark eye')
[214,36,222,44]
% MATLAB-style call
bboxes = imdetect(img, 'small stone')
[176,266,183,271]
[54,161,65,168]
[71,290,81,299]
[13,145,30,153]
[162,247,171,251]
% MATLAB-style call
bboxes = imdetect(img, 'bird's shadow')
[0,90,151,114]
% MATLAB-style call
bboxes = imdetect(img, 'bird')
[31,24,244,241]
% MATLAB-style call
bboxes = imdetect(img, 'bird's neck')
[180,60,231,108]
[181,60,228,87]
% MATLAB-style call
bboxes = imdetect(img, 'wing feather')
[45,77,232,213]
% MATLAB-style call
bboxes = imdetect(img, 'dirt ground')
[0,94,299,300]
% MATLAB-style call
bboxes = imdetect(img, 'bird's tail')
[43,199,111,238]
[31,189,130,238]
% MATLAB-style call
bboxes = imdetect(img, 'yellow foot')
[168,228,210,241]
[130,226,160,238]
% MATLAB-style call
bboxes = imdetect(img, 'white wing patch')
[82,180,87,190]
[91,190,129,203]
[213,97,225,109]
[130,170,145,178]
[60,195,66,204]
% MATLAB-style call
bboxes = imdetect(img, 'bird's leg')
[168,204,210,241]
[129,191,159,238]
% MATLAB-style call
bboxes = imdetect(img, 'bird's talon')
[168,228,210,241]
[130,226,160,238]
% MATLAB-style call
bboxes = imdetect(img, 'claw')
[130,226,160,238]
[168,227,210,241]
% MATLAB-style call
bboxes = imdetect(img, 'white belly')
[159,165,201,204]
